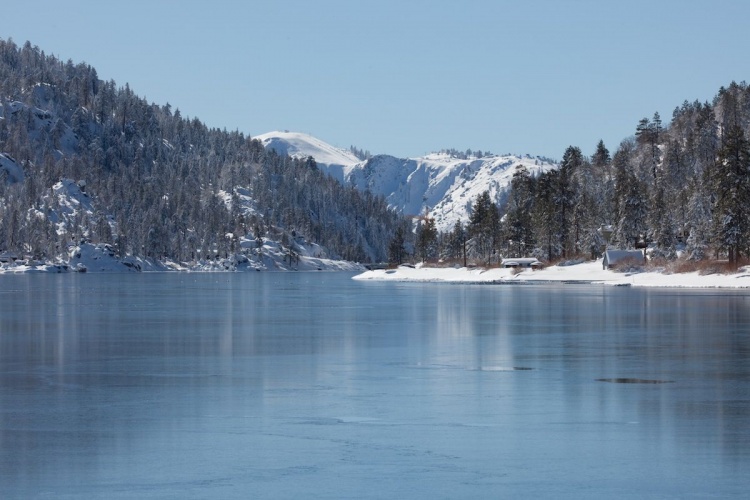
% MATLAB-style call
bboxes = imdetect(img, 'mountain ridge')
[255,131,557,231]
[0,38,404,271]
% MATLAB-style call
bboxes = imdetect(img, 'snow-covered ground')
[0,239,364,274]
[353,260,750,288]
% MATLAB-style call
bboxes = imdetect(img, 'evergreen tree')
[648,180,676,259]
[446,220,467,266]
[415,216,438,262]
[711,124,750,264]
[556,146,583,257]
[592,139,615,229]
[615,170,648,249]
[532,170,560,261]
[685,177,712,260]
[504,166,535,257]
[388,226,407,265]
[662,139,690,235]
[468,190,499,264]
[635,117,651,145]
[591,139,611,170]
[635,113,661,179]
[611,141,648,248]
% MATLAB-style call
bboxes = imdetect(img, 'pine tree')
[446,220,467,266]
[591,139,611,170]
[532,170,560,261]
[648,180,676,259]
[556,146,583,257]
[468,190,499,264]
[591,140,615,229]
[616,170,649,249]
[662,139,690,235]
[388,226,406,265]
[611,141,648,248]
[504,166,535,257]
[712,124,750,264]
[685,178,712,261]
[635,117,651,145]
[635,114,661,179]
[415,217,437,262]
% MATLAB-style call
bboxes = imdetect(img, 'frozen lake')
[1,273,749,498]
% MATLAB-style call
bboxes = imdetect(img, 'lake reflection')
[1,274,749,499]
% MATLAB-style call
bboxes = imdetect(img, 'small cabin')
[602,249,645,270]
[502,257,542,268]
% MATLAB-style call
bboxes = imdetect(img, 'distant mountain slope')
[256,131,557,231]
[0,38,404,270]
[255,131,360,183]
[352,153,556,231]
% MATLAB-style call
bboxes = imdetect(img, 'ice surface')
[1,273,749,499]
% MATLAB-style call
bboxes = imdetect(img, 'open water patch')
[475,366,534,372]
[596,378,674,384]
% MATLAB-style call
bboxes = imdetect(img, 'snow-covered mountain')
[0,175,362,274]
[255,131,361,183]
[255,131,557,231]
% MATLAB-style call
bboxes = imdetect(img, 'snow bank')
[0,239,364,275]
[352,259,750,288]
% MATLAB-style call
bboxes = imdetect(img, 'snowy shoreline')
[5,246,750,289]
[0,242,364,275]
[352,259,750,289]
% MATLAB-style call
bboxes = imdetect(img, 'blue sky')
[3,0,749,160]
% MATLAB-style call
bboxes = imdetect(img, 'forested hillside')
[0,38,406,267]
[424,82,750,267]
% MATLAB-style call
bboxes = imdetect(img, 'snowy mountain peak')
[257,132,558,231]
[254,131,361,182]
